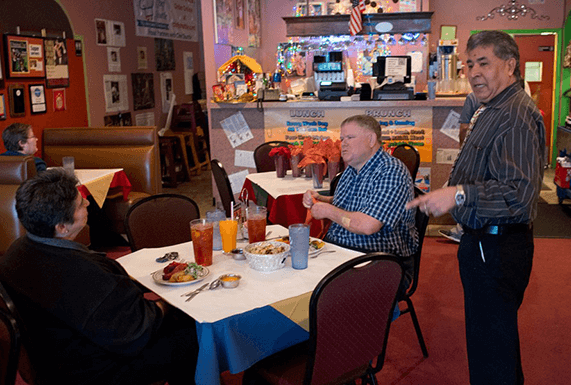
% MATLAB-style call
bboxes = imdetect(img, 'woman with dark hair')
[0,168,199,385]
[1,122,47,171]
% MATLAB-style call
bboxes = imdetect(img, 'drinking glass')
[274,155,286,178]
[290,154,303,178]
[206,209,226,250]
[311,163,325,189]
[289,224,310,270]
[62,156,75,175]
[190,219,214,266]
[219,218,238,253]
[246,206,267,243]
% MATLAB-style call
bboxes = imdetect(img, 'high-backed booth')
[42,126,161,234]
[0,156,37,255]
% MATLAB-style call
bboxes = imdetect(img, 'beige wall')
[59,0,205,128]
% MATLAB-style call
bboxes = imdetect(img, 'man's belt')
[462,223,532,236]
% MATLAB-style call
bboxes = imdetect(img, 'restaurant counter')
[208,97,465,225]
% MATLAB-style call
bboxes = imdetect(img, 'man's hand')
[406,186,457,217]
[303,190,320,209]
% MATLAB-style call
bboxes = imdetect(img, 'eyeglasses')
[26,136,37,140]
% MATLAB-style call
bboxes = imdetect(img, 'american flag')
[349,0,366,36]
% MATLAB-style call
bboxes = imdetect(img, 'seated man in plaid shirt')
[303,115,418,289]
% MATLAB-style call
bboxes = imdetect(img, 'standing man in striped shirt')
[408,31,545,384]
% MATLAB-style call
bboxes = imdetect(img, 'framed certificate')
[5,35,46,78]
[29,84,47,114]
[8,84,25,117]
[0,94,6,120]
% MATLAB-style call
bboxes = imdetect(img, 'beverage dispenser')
[437,40,458,94]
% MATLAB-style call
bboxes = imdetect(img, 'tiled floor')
[164,167,561,238]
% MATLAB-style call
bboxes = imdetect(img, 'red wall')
[0,39,88,154]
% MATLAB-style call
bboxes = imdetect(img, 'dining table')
[241,171,331,238]
[117,224,364,385]
[73,168,132,208]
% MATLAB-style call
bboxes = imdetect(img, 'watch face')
[455,191,465,206]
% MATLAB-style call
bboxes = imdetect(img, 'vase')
[311,163,325,189]
[274,155,286,178]
[327,161,340,182]
[305,165,312,178]
[290,154,303,178]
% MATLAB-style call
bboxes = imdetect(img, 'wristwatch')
[455,185,466,207]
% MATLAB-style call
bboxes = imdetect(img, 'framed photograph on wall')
[29,84,47,114]
[235,0,245,29]
[5,35,46,78]
[0,94,6,120]
[8,84,25,117]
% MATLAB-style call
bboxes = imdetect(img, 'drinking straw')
[231,201,234,220]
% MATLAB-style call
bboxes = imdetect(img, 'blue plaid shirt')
[326,148,418,257]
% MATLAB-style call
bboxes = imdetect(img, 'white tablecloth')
[246,171,329,200]
[116,225,360,323]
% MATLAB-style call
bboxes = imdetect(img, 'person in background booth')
[407,31,545,385]
[1,123,47,172]
[303,114,418,291]
[0,168,199,385]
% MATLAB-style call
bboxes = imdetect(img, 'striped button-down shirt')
[327,148,418,257]
[449,81,546,228]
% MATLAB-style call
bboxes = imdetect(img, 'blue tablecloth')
[195,306,309,385]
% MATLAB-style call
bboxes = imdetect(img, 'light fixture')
[476,0,549,21]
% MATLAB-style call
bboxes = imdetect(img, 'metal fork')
[181,283,209,299]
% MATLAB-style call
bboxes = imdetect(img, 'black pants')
[458,228,533,385]
[109,306,199,385]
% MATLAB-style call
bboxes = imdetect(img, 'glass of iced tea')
[246,206,267,244]
[190,219,214,266]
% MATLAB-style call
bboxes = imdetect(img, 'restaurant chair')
[253,141,291,173]
[392,144,420,180]
[0,307,19,385]
[0,282,37,385]
[211,159,236,218]
[329,171,343,196]
[396,187,430,358]
[243,253,403,385]
[124,194,200,252]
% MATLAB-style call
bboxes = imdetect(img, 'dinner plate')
[152,266,210,286]
[274,237,326,255]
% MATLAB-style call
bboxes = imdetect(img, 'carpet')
[534,203,571,238]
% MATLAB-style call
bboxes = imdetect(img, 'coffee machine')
[313,52,347,101]
[437,40,458,94]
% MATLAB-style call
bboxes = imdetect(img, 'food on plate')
[274,237,325,251]
[310,239,325,251]
[162,261,204,282]
[247,243,286,255]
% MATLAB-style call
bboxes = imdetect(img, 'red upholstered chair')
[394,187,430,358]
[124,194,200,252]
[211,159,236,218]
[392,144,420,180]
[0,307,19,385]
[243,253,403,385]
[0,282,37,385]
[253,141,291,173]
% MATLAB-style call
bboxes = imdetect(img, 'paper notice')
[436,149,459,164]
[441,110,461,142]
[228,169,250,195]
[235,150,256,169]
[221,112,254,148]
[135,111,155,127]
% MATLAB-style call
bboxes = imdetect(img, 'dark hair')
[16,168,80,237]
[466,30,521,81]
[2,123,31,152]
[341,115,382,143]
